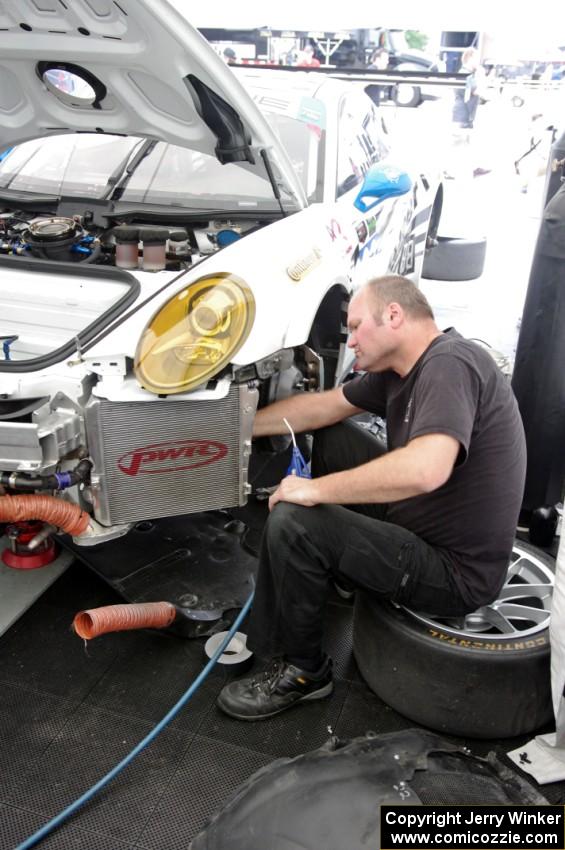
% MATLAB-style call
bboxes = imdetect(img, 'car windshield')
[262,108,324,203]
[0,134,277,210]
[0,105,323,208]
[248,86,326,203]
[0,135,141,197]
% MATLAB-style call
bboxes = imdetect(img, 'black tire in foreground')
[422,235,487,281]
[393,83,421,108]
[353,540,555,739]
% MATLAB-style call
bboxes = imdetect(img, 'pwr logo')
[117,440,228,476]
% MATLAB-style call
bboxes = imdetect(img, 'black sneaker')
[217,657,333,721]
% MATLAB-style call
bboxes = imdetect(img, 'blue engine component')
[216,229,241,248]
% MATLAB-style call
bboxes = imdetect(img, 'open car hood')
[0,0,307,209]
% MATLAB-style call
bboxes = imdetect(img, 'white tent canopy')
[170,0,565,42]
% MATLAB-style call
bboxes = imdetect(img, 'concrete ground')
[383,85,563,367]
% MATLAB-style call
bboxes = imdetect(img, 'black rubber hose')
[1,458,91,491]
[82,242,102,263]
[0,472,59,490]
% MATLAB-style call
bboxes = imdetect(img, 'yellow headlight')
[134,274,255,394]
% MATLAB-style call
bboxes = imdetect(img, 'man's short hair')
[365,275,435,321]
[223,47,236,60]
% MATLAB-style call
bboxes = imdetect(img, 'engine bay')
[0,208,263,270]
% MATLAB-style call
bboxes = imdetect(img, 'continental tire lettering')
[428,629,548,650]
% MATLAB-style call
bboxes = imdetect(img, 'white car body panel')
[0,187,419,378]
[0,1,441,539]
[0,0,307,207]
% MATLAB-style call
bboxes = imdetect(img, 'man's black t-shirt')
[342,329,527,608]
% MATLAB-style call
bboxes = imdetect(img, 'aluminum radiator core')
[85,384,257,525]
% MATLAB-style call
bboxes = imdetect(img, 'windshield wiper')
[101,139,158,202]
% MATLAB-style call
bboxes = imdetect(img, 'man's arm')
[253,386,362,438]
[269,433,460,510]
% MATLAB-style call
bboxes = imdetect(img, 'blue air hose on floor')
[15,592,255,850]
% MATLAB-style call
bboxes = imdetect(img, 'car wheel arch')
[306,284,351,389]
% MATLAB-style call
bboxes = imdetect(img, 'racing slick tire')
[352,540,555,739]
[422,235,487,281]
[392,83,421,109]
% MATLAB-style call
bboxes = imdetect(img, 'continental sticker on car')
[118,440,228,476]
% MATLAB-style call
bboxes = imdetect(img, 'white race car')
[0,0,457,552]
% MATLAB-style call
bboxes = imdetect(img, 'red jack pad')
[2,521,58,570]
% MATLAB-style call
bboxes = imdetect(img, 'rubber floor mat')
[1,561,564,850]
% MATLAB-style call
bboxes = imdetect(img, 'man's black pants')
[246,421,471,666]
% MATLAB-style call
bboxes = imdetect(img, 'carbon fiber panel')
[85,384,255,525]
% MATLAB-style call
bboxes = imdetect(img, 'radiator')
[85,383,257,525]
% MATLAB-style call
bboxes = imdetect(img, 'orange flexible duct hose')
[0,494,90,536]
[73,602,177,640]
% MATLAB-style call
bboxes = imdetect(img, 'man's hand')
[269,474,321,511]
[269,432,460,511]
[267,433,460,512]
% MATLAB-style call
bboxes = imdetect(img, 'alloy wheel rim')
[406,543,554,639]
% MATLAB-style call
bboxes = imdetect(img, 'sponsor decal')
[287,247,322,281]
[297,96,326,130]
[326,218,354,257]
[381,164,403,182]
[118,439,228,476]
[355,206,393,266]
[355,220,368,243]
[326,218,342,242]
